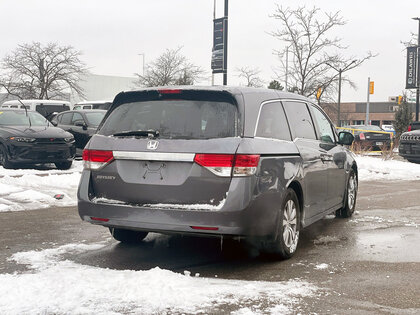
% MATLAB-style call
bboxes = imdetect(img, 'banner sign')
[211,17,227,74]
[406,46,418,89]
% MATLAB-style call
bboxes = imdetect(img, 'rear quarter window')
[255,101,291,141]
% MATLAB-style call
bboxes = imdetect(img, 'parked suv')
[52,109,106,156]
[78,87,357,259]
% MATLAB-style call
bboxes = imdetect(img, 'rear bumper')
[355,139,391,150]
[77,171,282,238]
[5,141,75,164]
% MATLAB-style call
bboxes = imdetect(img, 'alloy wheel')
[282,199,299,249]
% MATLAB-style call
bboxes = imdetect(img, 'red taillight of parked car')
[408,125,412,131]
[194,154,260,177]
[359,133,365,140]
[83,149,114,170]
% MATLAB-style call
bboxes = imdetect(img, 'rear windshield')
[85,112,105,126]
[36,104,70,116]
[99,100,238,139]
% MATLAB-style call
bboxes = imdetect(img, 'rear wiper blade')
[112,130,160,138]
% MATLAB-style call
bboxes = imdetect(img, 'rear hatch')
[85,89,248,208]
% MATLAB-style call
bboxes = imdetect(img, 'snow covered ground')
[0,161,83,212]
[0,156,419,212]
[0,242,318,314]
[355,156,420,181]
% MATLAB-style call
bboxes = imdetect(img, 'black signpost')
[211,17,227,74]
[211,0,228,85]
[406,46,418,89]
[408,17,420,121]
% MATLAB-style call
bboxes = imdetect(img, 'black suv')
[78,87,356,259]
[399,121,420,163]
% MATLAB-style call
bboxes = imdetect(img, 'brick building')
[321,101,416,127]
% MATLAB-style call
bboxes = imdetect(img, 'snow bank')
[0,161,82,212]
[0,243,318,314]
[355,156,420,181]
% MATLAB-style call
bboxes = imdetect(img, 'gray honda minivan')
[78,86,357,259]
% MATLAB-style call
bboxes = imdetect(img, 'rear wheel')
[55,161,73,170]
[263,188,300,259]
[0,145,14,169]
[109,227,148,243]
[336,169,357,218]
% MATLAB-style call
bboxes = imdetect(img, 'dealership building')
[321,100,417,127]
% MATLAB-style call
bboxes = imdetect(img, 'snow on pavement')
[1,156,420,212]
[355,156,420,181]
[0,243,318,315]
[0,161,82,212]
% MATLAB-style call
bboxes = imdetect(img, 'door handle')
[320,154,333,162]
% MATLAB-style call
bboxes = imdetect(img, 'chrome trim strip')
[113,151,195,162]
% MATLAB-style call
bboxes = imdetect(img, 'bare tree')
[270,6,375,101]
[236,67,264,88]
[0,42,87,99]
[135,48,205,87]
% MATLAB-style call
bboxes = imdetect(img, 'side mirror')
[75,121,88,130]
[338,131,354,145]
[51,121,58,127]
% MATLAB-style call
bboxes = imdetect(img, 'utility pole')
[337,69,342,126]
[211,0,216,86]
[366,77,371,124]
[285,46,289,91]
[326,60,357,126]
[223,0,228,85]
[138,53,145,76]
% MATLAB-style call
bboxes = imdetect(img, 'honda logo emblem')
[147,140,159,150]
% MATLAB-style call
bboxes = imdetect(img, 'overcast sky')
[0,0,419,102]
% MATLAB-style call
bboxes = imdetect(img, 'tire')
[0,145,14,169]
[109,227,148,243]
[336,169,358,218]
[55,161,73,170]
[262,188,300,259]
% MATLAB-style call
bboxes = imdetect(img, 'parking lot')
[0,170,419,314]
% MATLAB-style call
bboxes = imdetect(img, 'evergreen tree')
[394,97,413,141]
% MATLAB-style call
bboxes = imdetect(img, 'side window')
[255,102,291,141]
[311,105,336,143]
[282,101,316,140]
[71,113,84,125]
[83,105,91,109]
[60,113,73,125]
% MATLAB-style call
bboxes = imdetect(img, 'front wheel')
[336,170,358,218]
[0,145,14,169]
[109,227,148,243]
[262,188,300,259]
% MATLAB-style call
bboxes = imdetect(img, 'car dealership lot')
[0,158,419,314]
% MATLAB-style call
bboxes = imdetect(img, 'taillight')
[158,89,182,94]
[83,149,114,170]
[194,154,260,177]
[233,154,260,176]
[408,125,412,131]
[194,154,234,177]
[359,133,365,140]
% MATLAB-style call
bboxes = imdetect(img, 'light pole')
[413,17,420,121]
[138,53,145,76]
[326,60,357,126]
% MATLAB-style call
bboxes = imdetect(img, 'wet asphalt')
[0,180,419,314]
